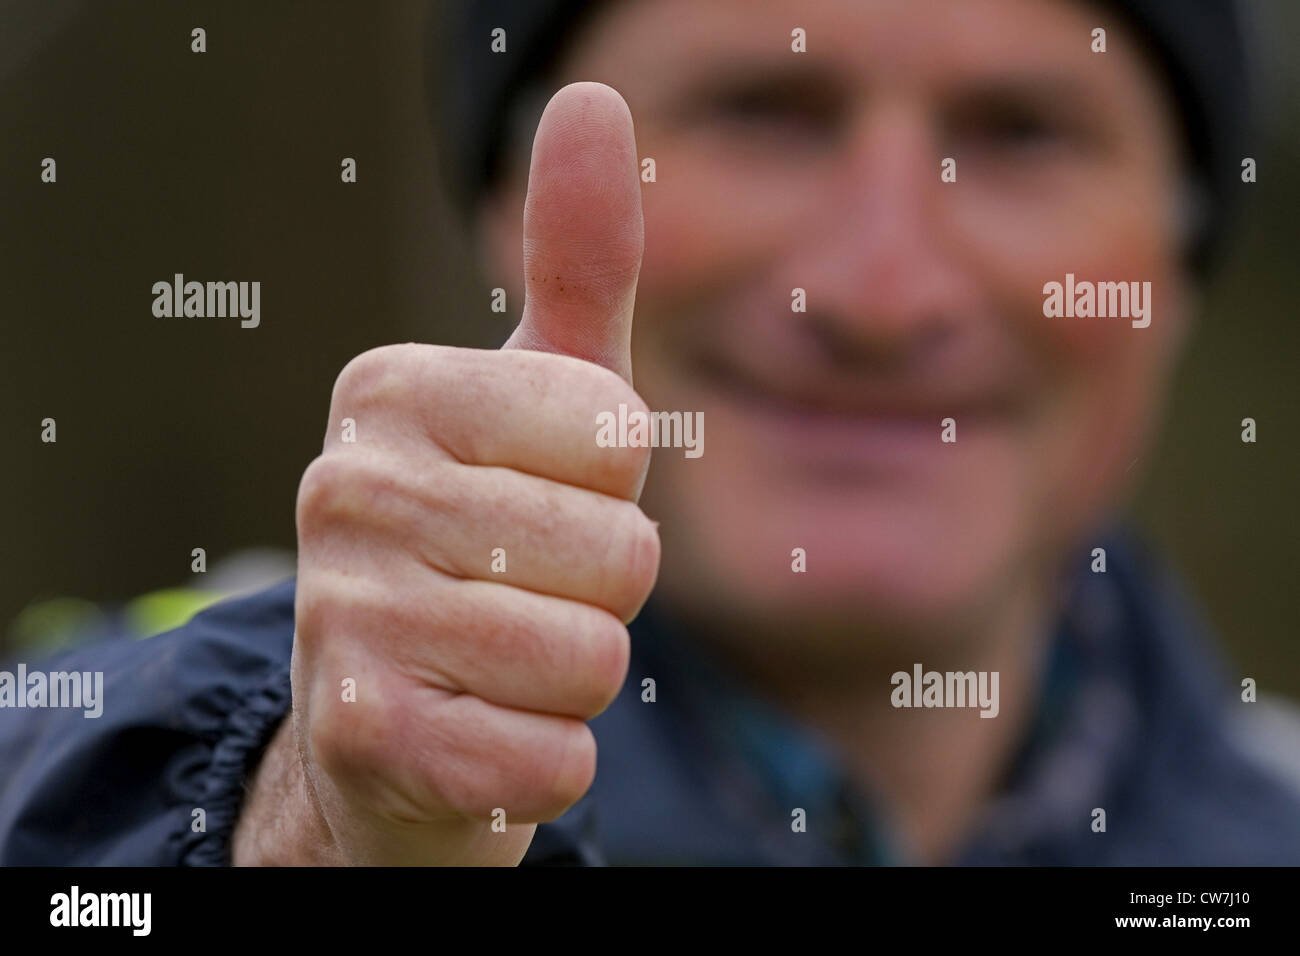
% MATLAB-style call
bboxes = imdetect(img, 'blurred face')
[481,0,1192,655]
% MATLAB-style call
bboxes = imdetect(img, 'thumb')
[503,81,644,385]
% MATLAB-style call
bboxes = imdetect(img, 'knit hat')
[430,0,1254,274]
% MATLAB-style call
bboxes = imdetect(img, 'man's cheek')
[1039,304,1139,364]
[1017,259,1173,368]
[638,161,804,295]
[638,204,721,293]
[1007,255,1174,529]
[1037,340,1162,542]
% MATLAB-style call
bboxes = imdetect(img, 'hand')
[233,82,658,865]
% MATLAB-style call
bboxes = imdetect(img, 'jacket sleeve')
[0,576,602,865]
[0,579,297,865]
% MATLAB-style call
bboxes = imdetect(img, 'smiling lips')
[694,352,1023,431]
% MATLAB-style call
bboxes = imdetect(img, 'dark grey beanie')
[430,0,1254,274]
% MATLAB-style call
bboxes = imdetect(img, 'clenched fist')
[232,82,659,866]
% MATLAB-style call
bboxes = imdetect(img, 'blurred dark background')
[2,1,1297,696]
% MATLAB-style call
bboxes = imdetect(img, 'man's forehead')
[568,0,1112,84]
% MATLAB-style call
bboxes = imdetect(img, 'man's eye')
[716,91,786,119]
[707,89,838,139]
[952,105,1071,154]
[985,114,1061,147]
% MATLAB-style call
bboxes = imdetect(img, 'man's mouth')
[692,353,1021,427]
[687,352,1024,475]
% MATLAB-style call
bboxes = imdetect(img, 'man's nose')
[790,103,971,358]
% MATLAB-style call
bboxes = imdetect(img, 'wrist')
[231,714,344,865]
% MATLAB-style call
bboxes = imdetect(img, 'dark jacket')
[3,524,1299,865]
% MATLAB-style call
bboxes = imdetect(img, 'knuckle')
[294,571,370,653]
[331,343,426,411]
[291,573,331,648]
[589,372,653,493]
[295,454,355,535]
[411,708,597,823]
[311,682,440,824]
[297,452,415,541]
[578,611,631,716]
[603,503,661,620]
[611,437,654,494]
[294,600,407,765]
[539,720,598,819]
[306,686,382,786]
[402,702,505,821]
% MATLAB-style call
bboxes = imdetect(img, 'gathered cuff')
[179,665,293,866]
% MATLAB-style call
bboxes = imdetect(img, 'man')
[3,0,1298,866]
